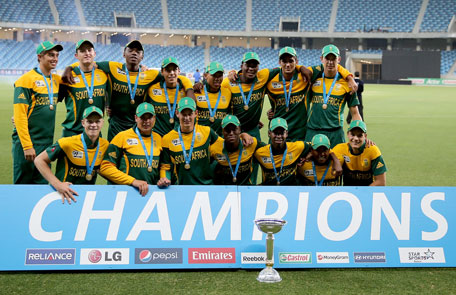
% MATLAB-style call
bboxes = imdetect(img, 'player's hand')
[106,106,112,117]
[157,177,171,188]
[24,148,36,162]
[300,66,312,83]
[365,139,376,147]
[132,179,149,197]
[240,133,254,147]
[227,70,238,83]
[297,153,312,167]
[53,181,78,204]
[193,82,203,94]
[62,66,75,84]
[140,64,149,71]
[258,121,264,129]
[331,159,343,177]
[347,76,358,95]
[267,109,274,120]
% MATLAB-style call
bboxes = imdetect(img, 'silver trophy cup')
[254,218,287,283]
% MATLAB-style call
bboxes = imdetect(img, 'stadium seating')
[335,0,422,32]
[441,51,456,75]
[0,0,54,24]
[420,0,456,32]
[351,49,383,54]
[54,0,81,26]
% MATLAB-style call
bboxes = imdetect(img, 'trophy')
[254,218,287,283]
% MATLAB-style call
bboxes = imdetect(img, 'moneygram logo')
[354,252,386,263]
[241,252,266,264]
[80,248,129,265]
[279,252,311,264]
[188,248,235,264]
[316,252,349,264]
[398,248,446,263]
[25,249,75,265]
[135,248,183,264]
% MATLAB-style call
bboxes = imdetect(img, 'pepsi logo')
[88,250,102,263]
[139,250,152,263]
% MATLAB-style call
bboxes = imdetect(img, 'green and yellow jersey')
[100,128,162,185]
[13,68,62,148]
[297,153,343,186]
[254,141,310,185]
[46,132,109,184]
[210,137,264,185]
[332,143,387,186]
[146,75,193,137]
[161,124,222,185]
[195,83,231,136]
[58,67,110,137]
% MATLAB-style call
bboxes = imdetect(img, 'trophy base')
[257,266,282,283]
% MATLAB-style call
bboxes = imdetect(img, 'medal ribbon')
[237,81,256,108]
[281,72,293,110]
[312,159,331,186]
[203,84,222,119]
[178,127,196,167]
[223,141,244,181]
[78,66,95,100]
[322,72,339,107]
[135,127,154,169]
[124,64,141,103]
[163,82,180,121]
[36,68,54,106]
[81,133,100,179]
[269,144,288,184]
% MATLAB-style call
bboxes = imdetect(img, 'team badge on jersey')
[196,96,206,102]
[215,154,227,161]
[314,80,322,87]
[96,74,101,82]
[288,152,293,160]
[271,82,281,89]
[343,155,351,163]
[72,151,83,159]
[304,169,314,176]
[116,68,126,75]
[73,77,81,83]
[335,84,341,90]
[171,139,181,146]
[262,157,272,164]
[196,133,202,141]
[152,89,162,96]
[242,150,248,156]
[363,158,369,167]
[229,82,236,87]
[221,96,226,103]
[35,80,45,87]
[127,138,139,146]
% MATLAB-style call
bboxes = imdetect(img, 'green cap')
[82,106,103,119]
[311,134,331,150]
[205,62,224,74]
[162,57,180,68]
[270,117,288,131]
[136,102,155,117]
[279,46,297,58]
[125,40,144,51]
[321,44,340,57]
[75,39,94,52]
[177,97,196,113]
[36,41,63,55]
[348,120,367,133]
[242,52,260,64]
[221,115,240,129]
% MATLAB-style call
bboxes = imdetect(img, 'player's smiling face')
[177,108,197,132]
[123,47,144,67]
[162,64,180,87]
[311,146,330,165]
[222,124,241,145]
[38,49,59,72]
[241,61,259,80]
[135,113,155,135]
[321,54,340,76]
[82,114,103,139]
[269,127,288,149]
[75,44,96,66]
[205,72,223,92]
[347,128,366,150]
[279,55,297,76]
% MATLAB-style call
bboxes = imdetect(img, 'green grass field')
[0,81,455,294]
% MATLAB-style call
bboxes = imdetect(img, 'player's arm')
[158,136,172,188]
[349,106,362,121]
[337,65,357,94]
[347,91,362,121]
[179,76,195,100]
[371,173,386,186]
[34,143,78,204]
[13,83,35,161]
[370,153,387,186]
[329,152,343,177]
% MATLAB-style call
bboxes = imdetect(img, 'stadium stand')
[441,50,456,75]
[0,0,54,24]
[335,0,422,32]
[167,0,245,31]
[351,49,383,54]
[54,0,81,26]
[420,0,456,32]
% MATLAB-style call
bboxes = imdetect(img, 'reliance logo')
[188,248,235,264]
[25,249,75,265]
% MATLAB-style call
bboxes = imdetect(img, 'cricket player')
[306,44,362,147]
[146,57,194,137]
[100,102,162,196]
[297,134,343,186]
[58,39,109,137]
[34,106,109,204]
[12,41,63,184]
[332,120,387,186]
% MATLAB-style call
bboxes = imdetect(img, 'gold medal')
[169,118,174,124]
[130,100,135,105]
[243,105,249,111]
[233,177,237,183]
[88,98,94,104]
[184,163,191,170]
[209,117,215,123]
[85,173,92,181]
[49,104,54,110]
[147,166,152,173]
[322,104,328,109]
[285,107,289,112]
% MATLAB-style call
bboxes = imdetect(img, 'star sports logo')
[398,248,445,263]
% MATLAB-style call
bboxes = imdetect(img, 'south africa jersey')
[297,153,344,186]
[332,143,387,186]
[254,141,310,185]
[46,133,109,184]
[161,124,222,185]
[146,75,193,137]
[100,128,162,185]
[59,67,109,136]
[195,83,231,136]
[13,68,62,148]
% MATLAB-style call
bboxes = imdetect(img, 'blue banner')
[0,185,454,270]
